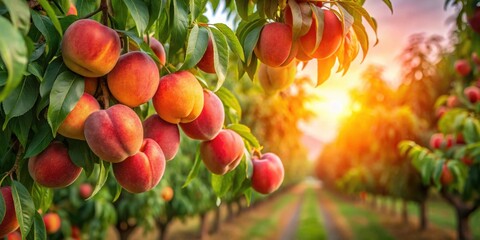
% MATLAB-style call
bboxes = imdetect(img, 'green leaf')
[382,0,393,14]
[2,0,31,35]
[47,71,84,136]
[26,212,47,240]
[31,11,61,61]
[183,145,202,188]
[214,23,245,61]
[180,25,209,70]
[216,87,242,120]
[235,0,250,20]
[24,122,54,158]
[67,139,97,177]
[10,110,33,148]
[147,0,163,30]
[2,77,39,129]
[27,62,44,82]
[87,161,111,200]
[351,20,369,62]
[243,23,263,65]
[211,172,233,197]
[287,0,303,39]
[37,0,63,37]
[209,27,229,91]
[30,183,53,213]
[169,0,189,53]
[122,0,149,36]
[76,0,98,19]
[190,0,208,22]
[227,123,260,148]
[110,0,128,29]
[0,16,28,102]
[40,58,67,98]
[311,6,324,54]
[12,180,35,238]
[113,183,122,202]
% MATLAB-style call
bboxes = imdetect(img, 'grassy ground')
[325,192,395,240]
[295,188,327,240]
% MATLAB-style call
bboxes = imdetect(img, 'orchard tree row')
[0,0,385,239]
[317,1,480,239]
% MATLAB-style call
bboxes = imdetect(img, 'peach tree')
[0,0,383,238]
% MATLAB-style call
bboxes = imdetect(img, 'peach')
[107,51,159,107]
[445,134,455,148]
[429,133,444,149]
[143,115,180,161]
[255,22,295,67]
[200,129,244,175]
[462,156,474,166]
[67,2,77,16]
[436,106,447,119]
[57,93,100,140]
[79,183,93,199]
[84,77,98,96]
[197,38,215,73]
[6,231,20,240]
[62,19,121,77]
[440,163,453,185]
[180,90,225,140]
[257,60,297,94]
[130,36,166,67]
[251,153,284,194]
[468,7,480,33]
[455,59,471,77]
[464,86,480,103]
[0,187,19,238]
[84,104,143,163]
[446,95,460,108]
[300,9,343,59]
[43,213,61,234]
[161,186,174,202]
[113,139,166,193]
[71,226,81,240]
[153,71,204,124]
[29,142,82,188]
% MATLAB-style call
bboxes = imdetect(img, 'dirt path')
[316,189,352,240]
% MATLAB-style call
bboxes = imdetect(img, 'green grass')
[326,192,395,240]
[295,188,327,240]
[244,194,296,239]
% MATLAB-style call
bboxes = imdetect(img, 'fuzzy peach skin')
[153,71,204,124]
[143,114,180,161]
[67,2,77,16]
[28,142,83,188]
[300,9,343,59]
[200,129,244,175]
[84,104,143,163]
[113,138,166,193]
[107,51,159,107]
[43,213,61,234]
[254,22,294,67]
[197,38,215,73]
[62,19,121,77]
[257,60,297,94]
[57,93,100,140]
[251,153,285,194]
[129,36,167,67]
[0,187,19,238]
[180,90,224,140]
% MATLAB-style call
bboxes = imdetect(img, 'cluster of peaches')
[255,1,351,93]
[430,54,480,186]
[23,15,286,197]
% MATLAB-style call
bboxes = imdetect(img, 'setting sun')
[306,90,352,122]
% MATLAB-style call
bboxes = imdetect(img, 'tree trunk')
[116,221,135,240]
[402,200,408,223]
[198,213,209,239]
[157,220,170,240]
[455,207,473,240]
[226,202,234,222]
[236,198,243,216]
[390,198,396,215]
[418,201,427,231]
[209,207,221,234]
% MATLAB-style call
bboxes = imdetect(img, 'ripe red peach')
[257,60,297,94]
[43,213,61,234]
[57,93,100,140]
[84,104,143,163]
[107,51,159,107]
[440,163,453,185]
[0,187,19,237]
[67,2,77,16]
[455,59,472,77]
[29,142,82,188]
[153,71,204,124]
[113,139,166,193]
[161,186,174,202]
[200,129,244,175]
[130,36,167,68]
[300,9,343,59]
[464,86,480,103]
[446,95,460,108]
[143,114,180,161]
[62,19,121,77]
[251,153,285,194]
[84,77,98,96]
[429,133,444,149]
[79,183,93,199]
[197,38,215,73]
[255,22,295,67]
[6,231,21,240]
[180,90,225,140]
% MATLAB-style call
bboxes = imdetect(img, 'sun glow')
[306,90,352,121]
